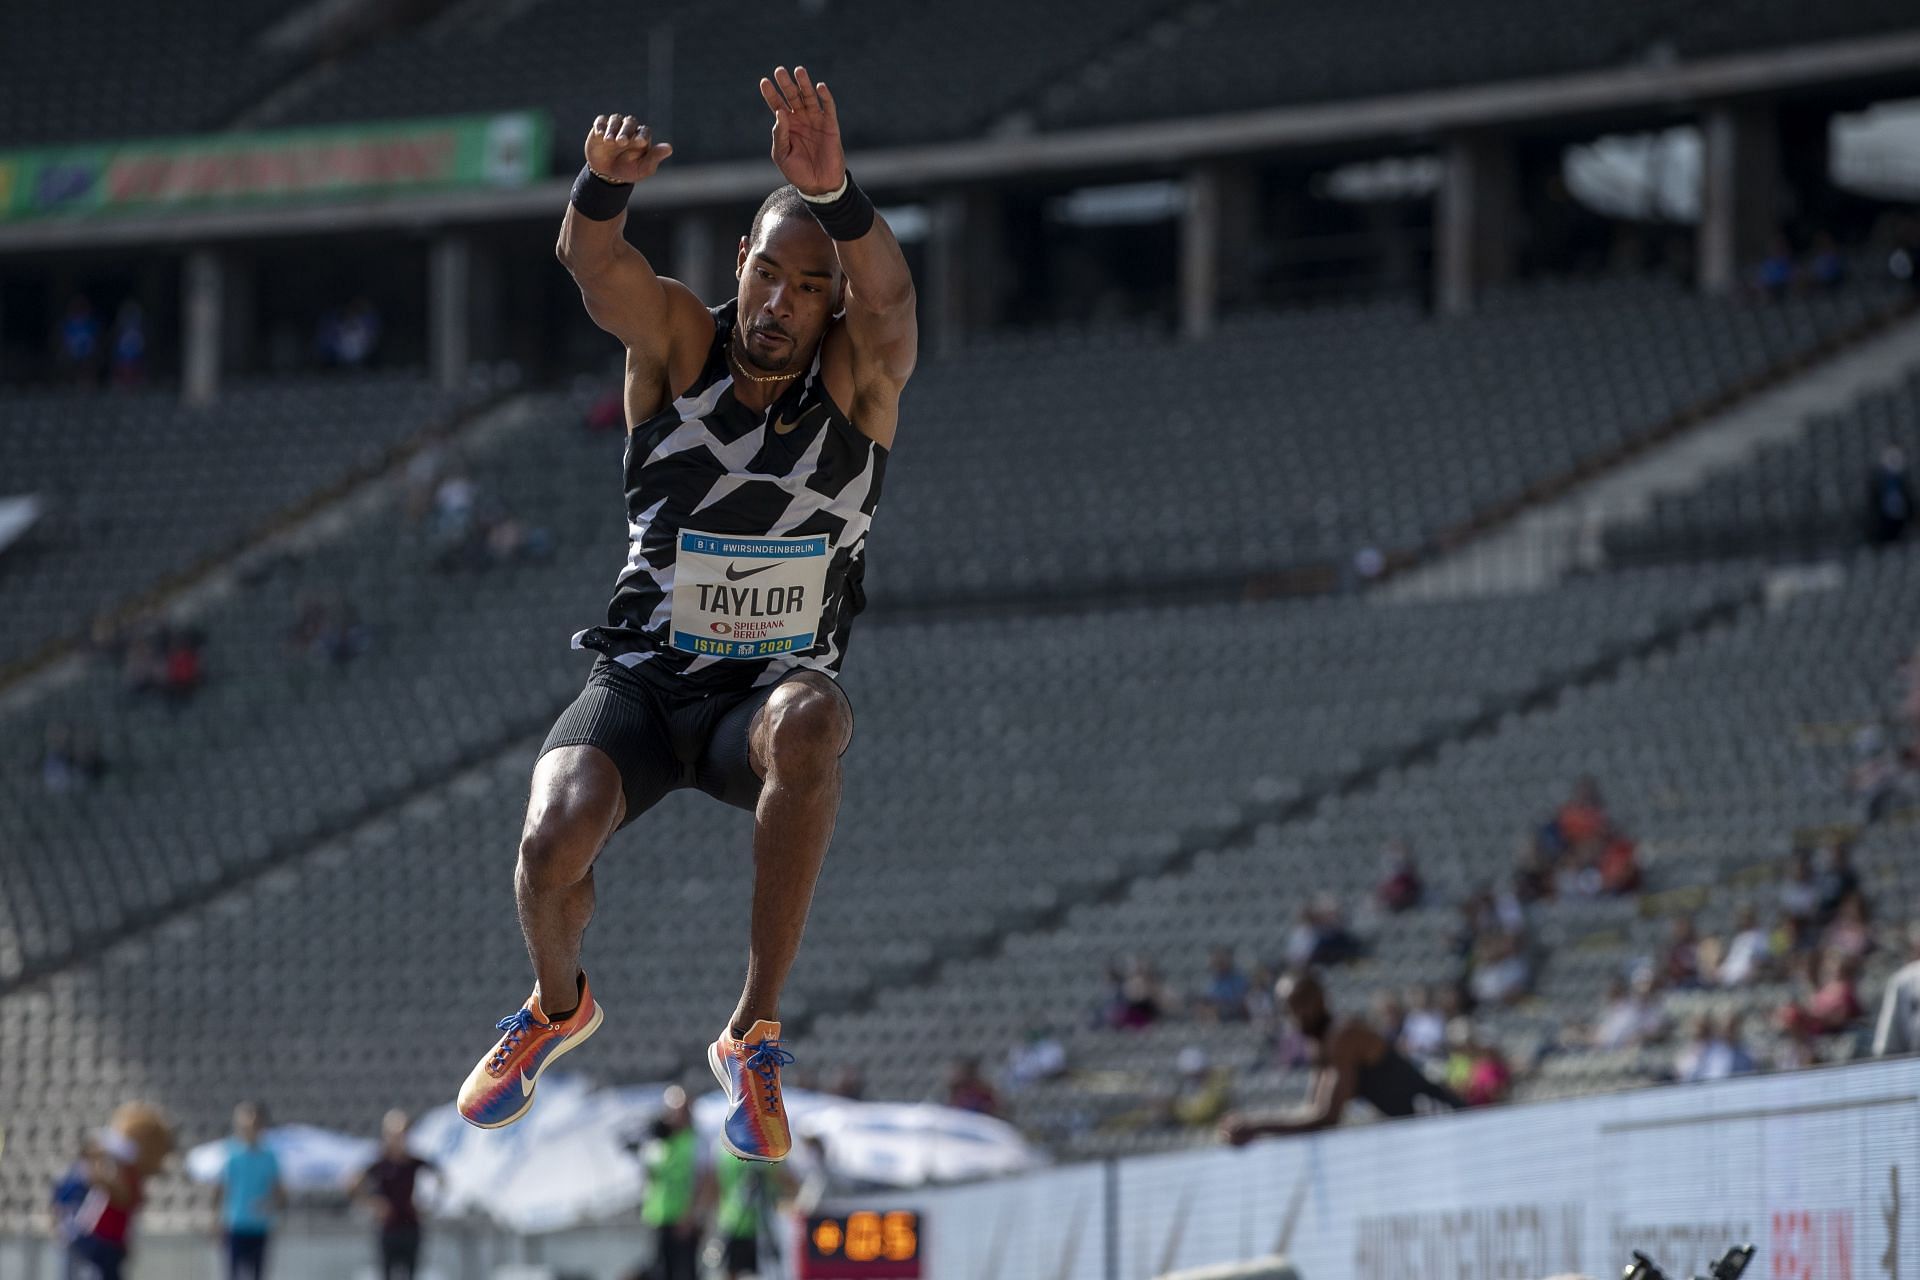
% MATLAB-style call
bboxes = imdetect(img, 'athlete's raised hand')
[760,65,844,196]
[584,114,672,185]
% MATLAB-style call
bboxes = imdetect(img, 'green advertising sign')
[0,112,551,223]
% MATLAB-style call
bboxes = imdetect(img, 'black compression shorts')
[539,656,846,827]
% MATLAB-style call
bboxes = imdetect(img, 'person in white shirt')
[1873,926,1920,1057]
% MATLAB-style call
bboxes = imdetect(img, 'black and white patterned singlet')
[571,300,888,692]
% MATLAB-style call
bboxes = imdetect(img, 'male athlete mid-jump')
[457,66,917,1162]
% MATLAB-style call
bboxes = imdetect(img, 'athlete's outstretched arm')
[762,68,918,422]
[556,115,709,401]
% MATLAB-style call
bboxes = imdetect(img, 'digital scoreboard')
[797,1210,924,1279]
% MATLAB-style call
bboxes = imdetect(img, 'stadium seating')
[879,275,1901,600]
[1034,0,1920,132]
[1,275,1915,1226]
[1604,360,1920,565]
[254,0,1177,163]
[0,0,309,145]
[801,544,1920,1159]
[0,372,493,674]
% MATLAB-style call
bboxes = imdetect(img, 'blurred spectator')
[289,590,371,668]
[1005,1027,1067,1089]
[1511,837,1554,905]
[1715,905,1773,987]
[1592,972,1669,1050]
[711,1143,790,1280]
[1779,847,1821,924]
[1286,896,1362,968]
[626,1087,704,1280]
[56,294,104,385]
[1848,725,1915,825]
[1400,985,1448,1064]
[1443,1018,1512,1107]
[350,1109,435,1280]
[1774,1021,1821,1072]
[317,297,382,368]
[1661,915,1703,990]
[1219,971,1459,1145]
[1676,1012,1756,1083]
[1245,963,1277,1026]
[1449,887,1497,959]
[1168,1046,1234,1129]
[1872,925,1920,1057]
[62,1101,175,1280]
[214,1101,283,1280]
[1468,932,1533,1006]
[1596,831,1642,897]
[1753,234,1795,301]
[1195,947,1251,1023]
[1867,444,1914,547]
[110,301,147,389]
[1105,955,1172,1029]
[38,722,106,793]
[1370,990,1406,1044]
[1779,953,1863,1037]
[944,1058,1001,1117]
[1549,776,1610,849]
[1374,839,1424,914]
[162,629,207,705]
[1821,890,1874,960]
[1815,840,1860,923]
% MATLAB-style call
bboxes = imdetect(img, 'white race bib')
[670,530,831,660]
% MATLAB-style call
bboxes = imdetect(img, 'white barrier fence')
[4,1058,1916,1280]
[909,1056,1919,1280]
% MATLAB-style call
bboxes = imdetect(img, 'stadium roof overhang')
[4,27,1919,256]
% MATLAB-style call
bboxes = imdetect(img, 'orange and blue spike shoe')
[707,1019,795,1162]
[457,975,604,1129]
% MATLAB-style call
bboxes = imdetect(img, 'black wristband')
[570,164,633,222]
[803,171,875,242]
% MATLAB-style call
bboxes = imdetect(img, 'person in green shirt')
[712,1142,796,1280]
[633,1087,709,1280]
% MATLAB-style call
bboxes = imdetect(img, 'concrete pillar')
[1180,162,1259,333]
[928,189,1003,357]
[671,212,721,303]
[181,247,224,406]
[1180,166,1223,340]
[1437,133,1517,315]
[429,233,471,392]
[1698,102,1779,294]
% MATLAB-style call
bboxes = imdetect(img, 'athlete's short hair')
[749,184,810,248]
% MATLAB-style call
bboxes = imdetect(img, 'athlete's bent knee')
[518,754,622,891]
[762,679,852,783]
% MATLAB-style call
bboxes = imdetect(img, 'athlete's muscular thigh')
[519,745,626,888]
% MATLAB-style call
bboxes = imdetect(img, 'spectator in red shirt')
[1554,777,1610,847]
[65,1102,174,1280]
[943,1058,1002,1117]
[1374,840,1424,914]
[1597,835,1642,897]
[1780,953,1864,1037]
[1662,915,1703,989]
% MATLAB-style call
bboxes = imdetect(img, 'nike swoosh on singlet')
[773,405,823,436]
[725,562,781,581]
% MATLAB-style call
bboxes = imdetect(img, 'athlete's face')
[735,213,842,373]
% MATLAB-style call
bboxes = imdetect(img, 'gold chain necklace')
[728,335,802,385]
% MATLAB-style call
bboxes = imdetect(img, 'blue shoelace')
[741,1038,795,1108]
[490,1008,546,1070]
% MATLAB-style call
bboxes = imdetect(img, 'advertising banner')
[0,112,548,222]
